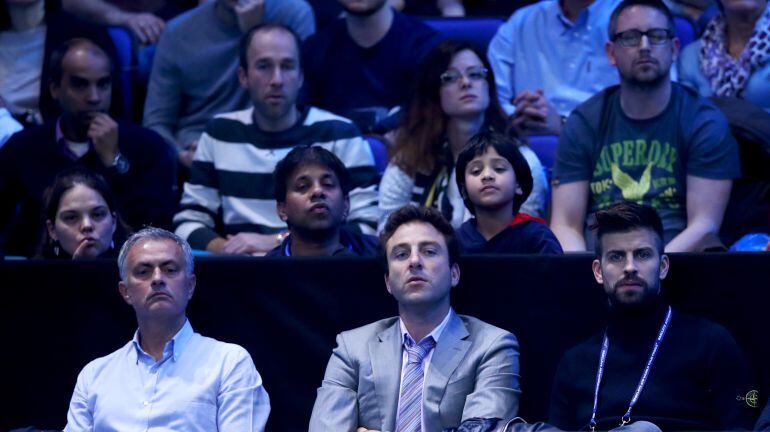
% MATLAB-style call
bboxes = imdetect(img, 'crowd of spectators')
[1,0,769,429]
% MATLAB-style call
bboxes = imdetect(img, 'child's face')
[464,146,522,213]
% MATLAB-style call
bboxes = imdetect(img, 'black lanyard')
[589,306,672,431]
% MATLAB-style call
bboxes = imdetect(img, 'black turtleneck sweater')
[548,298,756,431]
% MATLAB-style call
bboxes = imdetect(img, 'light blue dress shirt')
[487,0,621,116]
[65,319,270,431]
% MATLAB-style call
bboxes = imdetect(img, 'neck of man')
[289,227,343,257]
[725,7,764,58]
[474,202,515,240]
[345,5,394,48]
[137,314,187,362]
[8,1,45,32]
[447,114,485,161]
[619,78,672,120]
[253,106,300,133]
[560,0,594,23]
[399,299,450,343]
[60,114,89,142]
[607,292,667,342]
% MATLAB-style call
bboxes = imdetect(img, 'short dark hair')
[455,131,532,215]
[379,206,460,272]
[273,146,351,202]
[589,201,665,257]
[608,0,675,38]
[239,23,303,70]
[48,38,112,86]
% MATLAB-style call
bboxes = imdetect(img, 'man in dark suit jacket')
[310,206,520,432]
[0,38,175,257]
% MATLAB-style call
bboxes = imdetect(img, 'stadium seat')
[107,27,135,116]
[365,135,389,175]
[422,17,504,51]
[673,14,697,49]
[527,134,558,175]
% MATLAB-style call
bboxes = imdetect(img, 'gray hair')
[118,227,194,280]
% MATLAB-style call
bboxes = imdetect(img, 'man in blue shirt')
[487,0,620,135]
[64,227,270,431]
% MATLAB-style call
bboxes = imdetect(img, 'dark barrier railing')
[1,254,768,431]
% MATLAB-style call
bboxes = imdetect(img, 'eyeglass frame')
[439,66,489,86]
[610,28,674,47]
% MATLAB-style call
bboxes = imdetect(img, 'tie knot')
[404,335,436,364]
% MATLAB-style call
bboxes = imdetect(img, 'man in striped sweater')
[173,23,380,255]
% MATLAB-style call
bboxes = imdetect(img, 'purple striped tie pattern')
[396,335,436,432]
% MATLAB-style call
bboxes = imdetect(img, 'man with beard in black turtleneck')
[548,201,756,431]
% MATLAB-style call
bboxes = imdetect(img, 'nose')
[270,66,284,86]
[81,215,94,232]
[639,34,651,50]
[151,267,165,287]
[86,85,101,104]
[623,254,638,274]
[481,166,495,180]
[310,181,325,198]
[458,73,472,88]
[408,248,423,269]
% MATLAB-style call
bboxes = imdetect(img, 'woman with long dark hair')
[378,39,547,230]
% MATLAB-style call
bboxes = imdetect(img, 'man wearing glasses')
[550,0,740,253]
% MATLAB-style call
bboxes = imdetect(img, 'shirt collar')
[131,318,194,364]
[399,307,454,346]
[55,116,90,161]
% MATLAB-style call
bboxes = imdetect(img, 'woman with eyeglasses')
[677,0,769,111]
[38,167,127,259]
[378,39,547,231]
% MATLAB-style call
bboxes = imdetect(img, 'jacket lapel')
[423,312,471,430]
[368,320,403,432]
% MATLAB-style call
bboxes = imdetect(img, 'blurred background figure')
[379,40,547,231]
[677,0,769,111]
[40,168,127,259]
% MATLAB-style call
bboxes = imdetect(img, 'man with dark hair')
[0,38,175,257]
[301,0,442,128]
[64,227,270,430]
[550,0,740,253]
[266,146,379,257]
[142,0,315,166]
[549,201,755,431]
[310,205,520,432]
[173,23,380,255]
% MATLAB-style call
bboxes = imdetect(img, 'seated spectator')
[64,227,271,431]
[267,146,380,257]
[487,0,621,135]
[0,0,121,126]
[142,0,315,166]
[173,24,379,255]
[549,201,754,431]
[455,131,563,254]
[301,0,442,129]
[39,168,127,259]
[62,0,199,44]
[677,0,769,111]
[379,40,547,230]
[550,0,740,252]
[0,38,175,257]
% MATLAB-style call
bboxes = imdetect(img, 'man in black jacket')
[0,38,175,257]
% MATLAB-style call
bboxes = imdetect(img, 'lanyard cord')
[589,306,672,431]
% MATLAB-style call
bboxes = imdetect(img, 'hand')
[124,12,165,44]
[234,0,265,33]
[357,428,381,432]
[178,140,198,168]
[438,0,465,16]
[221,232,279,255]
[511,89,563,135]
[72,238,104,260]
[88,113,120,167]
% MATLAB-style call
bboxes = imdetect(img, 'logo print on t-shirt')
[611,162,652,201]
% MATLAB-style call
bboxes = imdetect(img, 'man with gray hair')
[64,227,270,431]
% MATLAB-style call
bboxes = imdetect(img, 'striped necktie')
[396,335,437,432]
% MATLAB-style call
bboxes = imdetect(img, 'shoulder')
[204,108,254,140]
[573,86,618,119]
[673,84,731,131]
[303,19,344,51]
[163,3,213,36]
[190,332,256,369]
[392,11,438,36]
[672,311,736,342]
[339,317,399,344]
[77,340,133,379]
[303,107,364,139]
[2,124,50,151]
[458,314,518,345]
[505,0,555,27]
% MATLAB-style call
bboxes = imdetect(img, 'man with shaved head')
[0,38,175,257]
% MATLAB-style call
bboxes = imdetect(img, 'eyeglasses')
[611,28,672,47]
[439,66,488,85]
